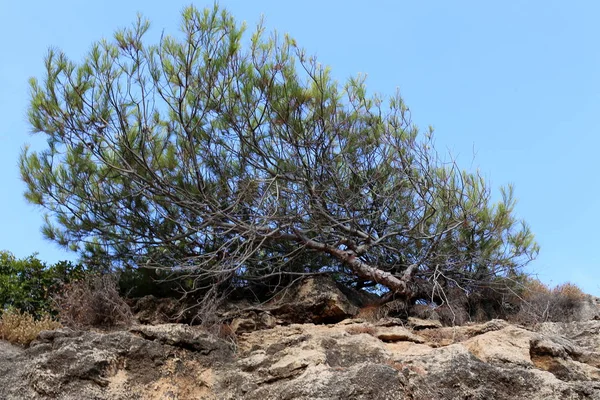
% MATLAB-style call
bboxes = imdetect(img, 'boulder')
[266,275,359,324]
[230,311,277,333]
[577,295,600,321]
[536,320,600,351]
[463,325,535,366]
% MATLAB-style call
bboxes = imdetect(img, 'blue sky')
[1,1,598,295]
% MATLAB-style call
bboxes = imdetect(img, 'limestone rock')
[230,311,277,333]
[2,318,600,399]
[577,295,600,321]
[536,320,600,351]
[463,325,535,366]
[266,276,359,324]
[130,323,232,357]
[375,326,426,343]
[408,316,442,330]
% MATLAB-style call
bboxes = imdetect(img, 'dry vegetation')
[52,274,133,328]
[0,263,589,349]
[513,279,586,325]
[0,308,61,346]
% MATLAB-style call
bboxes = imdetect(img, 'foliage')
[0,308,61,346]
[118,266,192,299]
[53,274,133,328]
[0,251,85,316]
[21,4,539,313]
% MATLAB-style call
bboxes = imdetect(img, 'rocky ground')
[1,278,599,399]
[1,317,600,399]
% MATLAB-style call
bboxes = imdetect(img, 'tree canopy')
[21,5,538,309]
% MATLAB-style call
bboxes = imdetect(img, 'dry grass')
[0,308,61,346]
[53,274,133,328]
[202,322,238,353]
[216,323,236,340]
[554,283,586,301]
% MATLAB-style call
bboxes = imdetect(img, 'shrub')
[554,283,586,302]
[513,279,585,324]
[53,274,133,328]
[118,266,185,298]
[0,308,61,346]
[0,251,86,317]
[463,284,517,323]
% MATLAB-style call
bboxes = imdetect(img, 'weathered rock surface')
[130,323,232,356]
[407,316,443,330]
[1,324,229,400]
[577,295,600,321]
[2,314,600,399]
[229,310,277,333]
[130,295,183,325]
[216,276,363,330]
[263,275,361,324]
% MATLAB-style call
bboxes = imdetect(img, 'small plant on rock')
[0,308,61,346]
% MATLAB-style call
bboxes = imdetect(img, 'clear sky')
[1,1,598,295]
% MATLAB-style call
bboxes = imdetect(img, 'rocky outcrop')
[2,316,600,399]
[130,324,232,357]
[216,276,362,329]
[227,320,600,399]
[0,324,231,400]
[2,282,599,400]
[264,275,361,324]
[576,295,600,321]
[130,295,182,325]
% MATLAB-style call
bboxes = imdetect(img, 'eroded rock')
[230,311,277,333]
[408,316,443,330]
[375,326,426,343]
[463,326,534,366]
[130,323,232,357]
[2,317,600,399]
[266,276,359,324]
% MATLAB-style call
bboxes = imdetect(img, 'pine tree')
[21,5,538,307]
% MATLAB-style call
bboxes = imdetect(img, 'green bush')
[0,251,86,316]
[118,266,185,299]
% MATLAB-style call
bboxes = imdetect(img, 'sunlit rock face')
[1,314,600,399]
